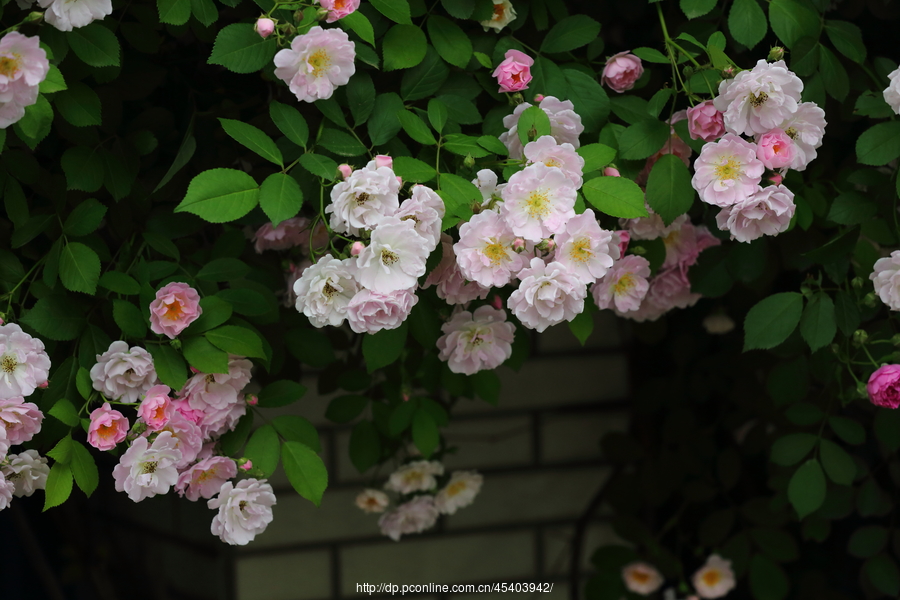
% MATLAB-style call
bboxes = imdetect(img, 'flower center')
[308,49,331,78]
[543,158,560,168]
[97,423,118,440]
[239,500,248,512]
[163,300,184,320]
[381,249,399,266]
[785,126,798,139]
[702,569,722,587]
[568,237,593,264]
[445,480,467,497]
[0,55,20,79]
[492,2,505,19]
[630,570,651,585]
[323,281,339,298]
[749,91,768,107]
[197,467,217,483]
[153,404,167,422]
[483,239,508,266]
[140,461,158,475]
[355,192,370,206]
[1,354,17,374]
[714,156,742,181]
[525,189,551,219]
[613,273,635,295]
[403,471,425,485]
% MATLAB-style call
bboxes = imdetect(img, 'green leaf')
[175,168,259,223]
[272,415,320,452]
[645,154,694,226]
[245,424,280,478]
[383,24,427,71]
[389,401,417,435]
[412,408,439,458]
[401,47,449,101]
[631,47,669,63]
[158,0,191,25]
[827,191,876,225]
[768,0,822,48]
[392,156,437,183]
[219,118,283,166]
[824,20,865,63]
[441,0,474,18]
[477,135,508,155]
[259,172,303,227]
[281,440,328,506]
[184,296,233,334]
[54,83,102,127]
[577,143,616,172]
[15,95,53,146]
[182,336,229,374]
[582,176,649,219]
[270,101,309,148]
[362,323,408,373]
[743,292,803,351]
[147,344,187,390]
[788,459,826,519]
[750,528,799,562]
[442,133,490,158]
[349,420,381,472]
[749,555,789,600]
[346,73,375,128]
[828,416,865,445]
[427,16,472,68]
[11,214,53,249]
[68,24,120,67]
[154,130,196,193]
[43,462,73,511]
[196,257,250,282]
[874,408,900,452]
[208,23,277,73]
[217,288,272,316]
[866,555,900,597]
[325,395,368,423]
[849,526,888,559]
[370,0,411,23]
[819,439,855,485]
[63,198,106,237]
[70,441,99,497]
[540,15,601,54]
[113,299,148,338]
[568,309,593,346]
[99,271,140,295]
[205,325,265,359]
[77,365,92,398]
[298,153,338,180]
[680,0,717,19]
[618,119,670,160]
[729,0,768,49]
[771,433,817,466]
[799,292,835,352]
[49,399,80,427]
[340,11,376,46]
[516,105,553,148]
[563,69,609,133]
[367,92,405,146]
[397,110,437,145]
[818,45,849,102]
[190,0,218,26]
[47,434,74,464]
[319,128,368,156]
[39,65,67,94]
[60,147,103,193]
[258,379,307,408]
[60,242,100,295]
[22,296,85,341]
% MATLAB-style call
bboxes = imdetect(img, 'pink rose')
[868,364,900,409]
[601,51,643,93]
[87,403,129,451]
[756,128,795,170]
[346,288,418,334]
[253,217,310,253]
[254,18,275,38]
[138,384,174,431]
[492,49,533,93]
[319,0,360,22]
[0,397,43,445]
[149,282,202,339]
[176,456,238,501]
[687,100,726,142]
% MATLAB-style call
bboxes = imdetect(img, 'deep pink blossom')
[492,49,533,93]
[87,403,128,451]
[602,52,643,93]
[149,282,202,339]
[868,364,900,409]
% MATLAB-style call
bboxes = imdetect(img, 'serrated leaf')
[67,24,120,67]
[743,292,803,351]
[582,176,649,219]
[208,23,276,74]
[244,424,280,478]
[281,441,328,506]
[175,168,259,223]
[60,242,100,295]
[270,101,309,148]
[788,459,826,519]
[43,462,73,511]
[219,118,283,166]
[205,325,265,359]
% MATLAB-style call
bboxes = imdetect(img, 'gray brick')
[236,550,331,600]
[541,412,629,464]
[341,531,535,594]
[442,416,532,470]
[543,523,625,576]
[537,311,623,354]
[445,467,612,530]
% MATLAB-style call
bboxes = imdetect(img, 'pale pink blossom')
[113,431,182,502]
[437,306,515,375]
[274,26,355,103]
[0,323,50,399]
[523,136,585,188]
[756,129,795,170]
[0,397,42,445]
[90,341,157,404]
[0,79,38,129]
[3,449,48,497]
[0,471,13,510]
[716,184,795,243]
[622,561,664,595]
[553,213,618,284]
[209,479,276,545]
[293,255,360,327]
[626,268,700,323]
[0,33,48,89]
[602,51,643,93]
[356,218,430,293]
[500,163,577,242]
[434,471,482,515]
[661,220,702,270]
[253,217,309,253]
[318,0,359,22]
[493,49,533,93]
[687,100,726,142]
[395,185,445,250]
[338,164,353,179]
[714,59,803,136]
[473,169,500,204]
[176,456,238,501]
[424,234,491,305]
[149,282,202,339]
[499,96,584,159]
[777,102,826,171]
[871,250,900,311]
[604,166,621,177]
[356,488,390,513]
[378,496,439,541]
[508,258,587,332]
[254,17,275,38]
[592,255,651,313]
[87,403,128,451]
[692,554,736,599]
[179,357,253,439]
[615,230,630,256]
[346,288,418,334]
[385,460,444,494]
[620,206,686,242]
[691,134,764,207]
[884,67,900,115]
[153,411,203,469]
[480,0,516,31]
[455,211,527,288]
[38,0,111,31]
[0,427,8,457]
[327,160,401,235]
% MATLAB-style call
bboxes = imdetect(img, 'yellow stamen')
[308,49,331,78]
[525,189,551,219]
[483,240,507,266]
[714,157,742,181]
[613,274,635,295]
[568,237,593,264]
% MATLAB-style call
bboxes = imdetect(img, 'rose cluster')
[0,323,50,512]
[689,59,826,243]
[621,554,736,599]
[0,32,49,129]
[354,459,483,541]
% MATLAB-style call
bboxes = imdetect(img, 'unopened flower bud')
[24,11,43,23]
[864,292,877,307]
[316,7,330,19]
[491,295,503,310]
[464,154,476,168]
[830,343,840,355]
[401,393,410,402]
[512,238,526,252]
[768,173,783,185]
[852,329,868,346]
[338,164,353,180]
[891,333,900,346]
[857,381,868,399]
[350,241,365,256]
[603,166,621,177]
[254,17,275,38]
[131,421,148,436]
[374,154,393,169]
[396,175,403,185]
[682,65,695,79]
[38,380,48,389]
[721,66,735,79]
[293,9,303,21]
[800,284,811,298]
[527,125,538,142]
[536,238,555,252]
[510,92,524,105]
[237,458,253,470]
[852,277,865,289]
[245,394,258,406]
[768,46,786,61]
[170,338,182,350]
[533,94,545,102]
